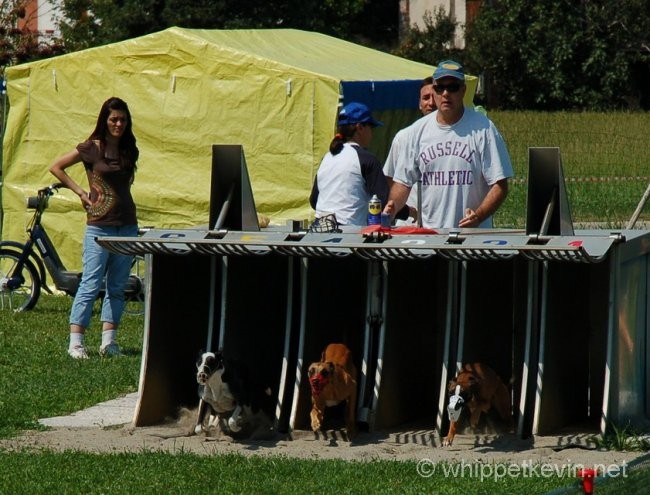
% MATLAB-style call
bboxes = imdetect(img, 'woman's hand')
[78,191,92,210]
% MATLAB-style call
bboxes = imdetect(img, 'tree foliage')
[55,0,397,51]
[3,0,650,111]
[463,0,650,110]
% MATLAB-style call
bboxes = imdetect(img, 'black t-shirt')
[77,140,137,226]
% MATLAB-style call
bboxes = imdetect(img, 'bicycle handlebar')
[27,183,67,209]
[39,183,66,195]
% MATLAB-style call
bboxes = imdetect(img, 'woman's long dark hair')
[329,124,357,155]
[89,97,139,166]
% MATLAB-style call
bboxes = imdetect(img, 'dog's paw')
[205,424,220,437]
[442,437,453,447]
[311,414,322,432]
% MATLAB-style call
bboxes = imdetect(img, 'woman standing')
[50,97,139,359]
[309,102,394,226]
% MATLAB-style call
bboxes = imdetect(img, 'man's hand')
[383,182,411,220]
[407,205,418,223]
[459,208,481,228]
[458,179,509,228]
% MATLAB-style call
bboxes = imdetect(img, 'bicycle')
[0,183,146,313]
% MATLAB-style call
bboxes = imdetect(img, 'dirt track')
[0,393,645,475]
[0,414,643,474]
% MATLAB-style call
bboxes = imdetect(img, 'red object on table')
[361,225,438,236]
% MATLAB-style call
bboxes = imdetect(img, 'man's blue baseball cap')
[433,60,465,81]
[338,102,383,127]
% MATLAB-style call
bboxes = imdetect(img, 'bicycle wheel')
[0,249,42,312]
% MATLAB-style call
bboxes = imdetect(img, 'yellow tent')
[1,27,476,270]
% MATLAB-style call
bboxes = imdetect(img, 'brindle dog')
[443,363,513,446]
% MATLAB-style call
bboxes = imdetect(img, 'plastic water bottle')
[368,194,381,225]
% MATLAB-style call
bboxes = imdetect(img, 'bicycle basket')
[308,214,341,233]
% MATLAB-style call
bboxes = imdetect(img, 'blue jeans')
[69,224,138,329]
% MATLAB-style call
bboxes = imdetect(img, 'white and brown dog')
[307,343,358,438]
[442,362,514,446]
[191,350,274,439]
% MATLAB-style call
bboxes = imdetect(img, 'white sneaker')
[68,345,89,359]
[99,342,121,357]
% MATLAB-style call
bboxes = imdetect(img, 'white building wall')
[403,0,467,48]
[37,0,59,34]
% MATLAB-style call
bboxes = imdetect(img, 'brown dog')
[443,363,513,447]
[307,343,358,437]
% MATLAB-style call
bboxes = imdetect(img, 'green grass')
[492,111,650,177]
[589,459,650,494]
[1,295,648,493]
[0,295,142,438]
[488,111,650,228]
[0,450,576,495]
[558,458,650,495]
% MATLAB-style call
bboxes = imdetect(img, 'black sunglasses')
[433,82,463,94]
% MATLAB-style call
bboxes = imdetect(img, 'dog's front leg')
[310,399,325,432]
[190,398,208,436]
[443,421,457,447]
[227,405,243,432]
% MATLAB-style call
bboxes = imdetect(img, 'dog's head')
[307,361,335,396]
[196,351,225,385]
[448,370,480,403]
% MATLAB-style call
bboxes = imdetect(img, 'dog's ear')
[196,349,213,368]
[464,373,481,394]
[448,379,458,393]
